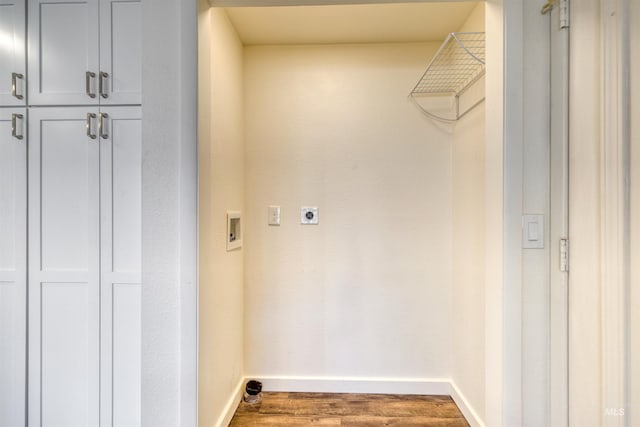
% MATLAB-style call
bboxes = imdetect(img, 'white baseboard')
[248,375,451,395]
[449,381,485,427]
[216,378,244,427]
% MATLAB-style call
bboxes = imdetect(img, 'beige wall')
[451,4,486,424]
[452,103,485,422]
[243,42,454,380]
[198,6,245,427]
[631,0,639,423]
[483,1,506,424]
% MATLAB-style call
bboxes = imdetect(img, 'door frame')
[549,2,570,425]
[568,0,631,425]
[597,1,630,424]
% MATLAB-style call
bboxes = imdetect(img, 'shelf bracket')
[409,32,486,123]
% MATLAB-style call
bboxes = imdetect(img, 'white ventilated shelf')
[409,32,485,122]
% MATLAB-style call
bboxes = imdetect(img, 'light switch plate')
[268,205,280,226]
[301,207,318,224]
[522,214,544,249]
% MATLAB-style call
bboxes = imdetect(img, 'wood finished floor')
[229,392,470,426]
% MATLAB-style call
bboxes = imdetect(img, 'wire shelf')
[410,32,486,122]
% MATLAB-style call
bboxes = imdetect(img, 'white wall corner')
[141,0,199,425]
[449,381,486,427]
[180,0,199,421]
[215,378,244,427]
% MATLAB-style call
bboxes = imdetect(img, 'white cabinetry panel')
[28,0,99,105]
[102,107,142,273]
[0,108,26,427]
[100,0,141,105]
[28,107,100,427]
[111,283,141,427]
[40,119,94,270]
[0,283,25,426]
[41,282,99,427]
[100,106,141,427]
[0,0,26,106]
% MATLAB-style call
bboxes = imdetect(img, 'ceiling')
[224,2,480,45]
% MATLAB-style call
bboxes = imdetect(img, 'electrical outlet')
[300,207,318,225]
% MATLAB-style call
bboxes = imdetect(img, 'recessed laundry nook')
[198,2,492,426]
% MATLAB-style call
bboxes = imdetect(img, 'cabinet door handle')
[11,113,24,140]
[86,71,96,98]
[86,113,97,139]
[99,72,109,99]
[11,73,24,100]
[99,113,109,139]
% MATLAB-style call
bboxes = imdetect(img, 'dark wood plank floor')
[229,392,470,426]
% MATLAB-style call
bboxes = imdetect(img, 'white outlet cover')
[301,207,319,224]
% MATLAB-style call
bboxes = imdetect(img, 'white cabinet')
[99,106,142,427]
[28,0,99,106]
[2,2,142,423]
[0,0,26,105]
[28,107,141,427]
[0,108,27,427]
[28,107,101,427]
[99,1,142,105]
[28,0,141,106]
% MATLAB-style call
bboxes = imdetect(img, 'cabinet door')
[28,107,100,427]
[28,0,99,105]
[0,108,26,427]
[99,107,142,427]
[99,0,141,105]
[0,0,26,106]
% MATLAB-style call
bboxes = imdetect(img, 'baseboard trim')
[248,375,451,395]
[216,378,244,427]
[449,381,485,427]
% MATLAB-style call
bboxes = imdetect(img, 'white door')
[28,0,99,106]
[99,0,141,105]
[0,108,27,427]
[99,106,142,427]
[0,0,26,106]
[28,107,101,427]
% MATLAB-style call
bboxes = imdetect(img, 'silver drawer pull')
[99,113,108,139]
[11,113,24,140]
[99,72,109,99]
[11,73,24,100]
[86,113,97,139]
[86,71,96,98]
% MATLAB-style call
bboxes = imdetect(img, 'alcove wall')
[198,3,488,426]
